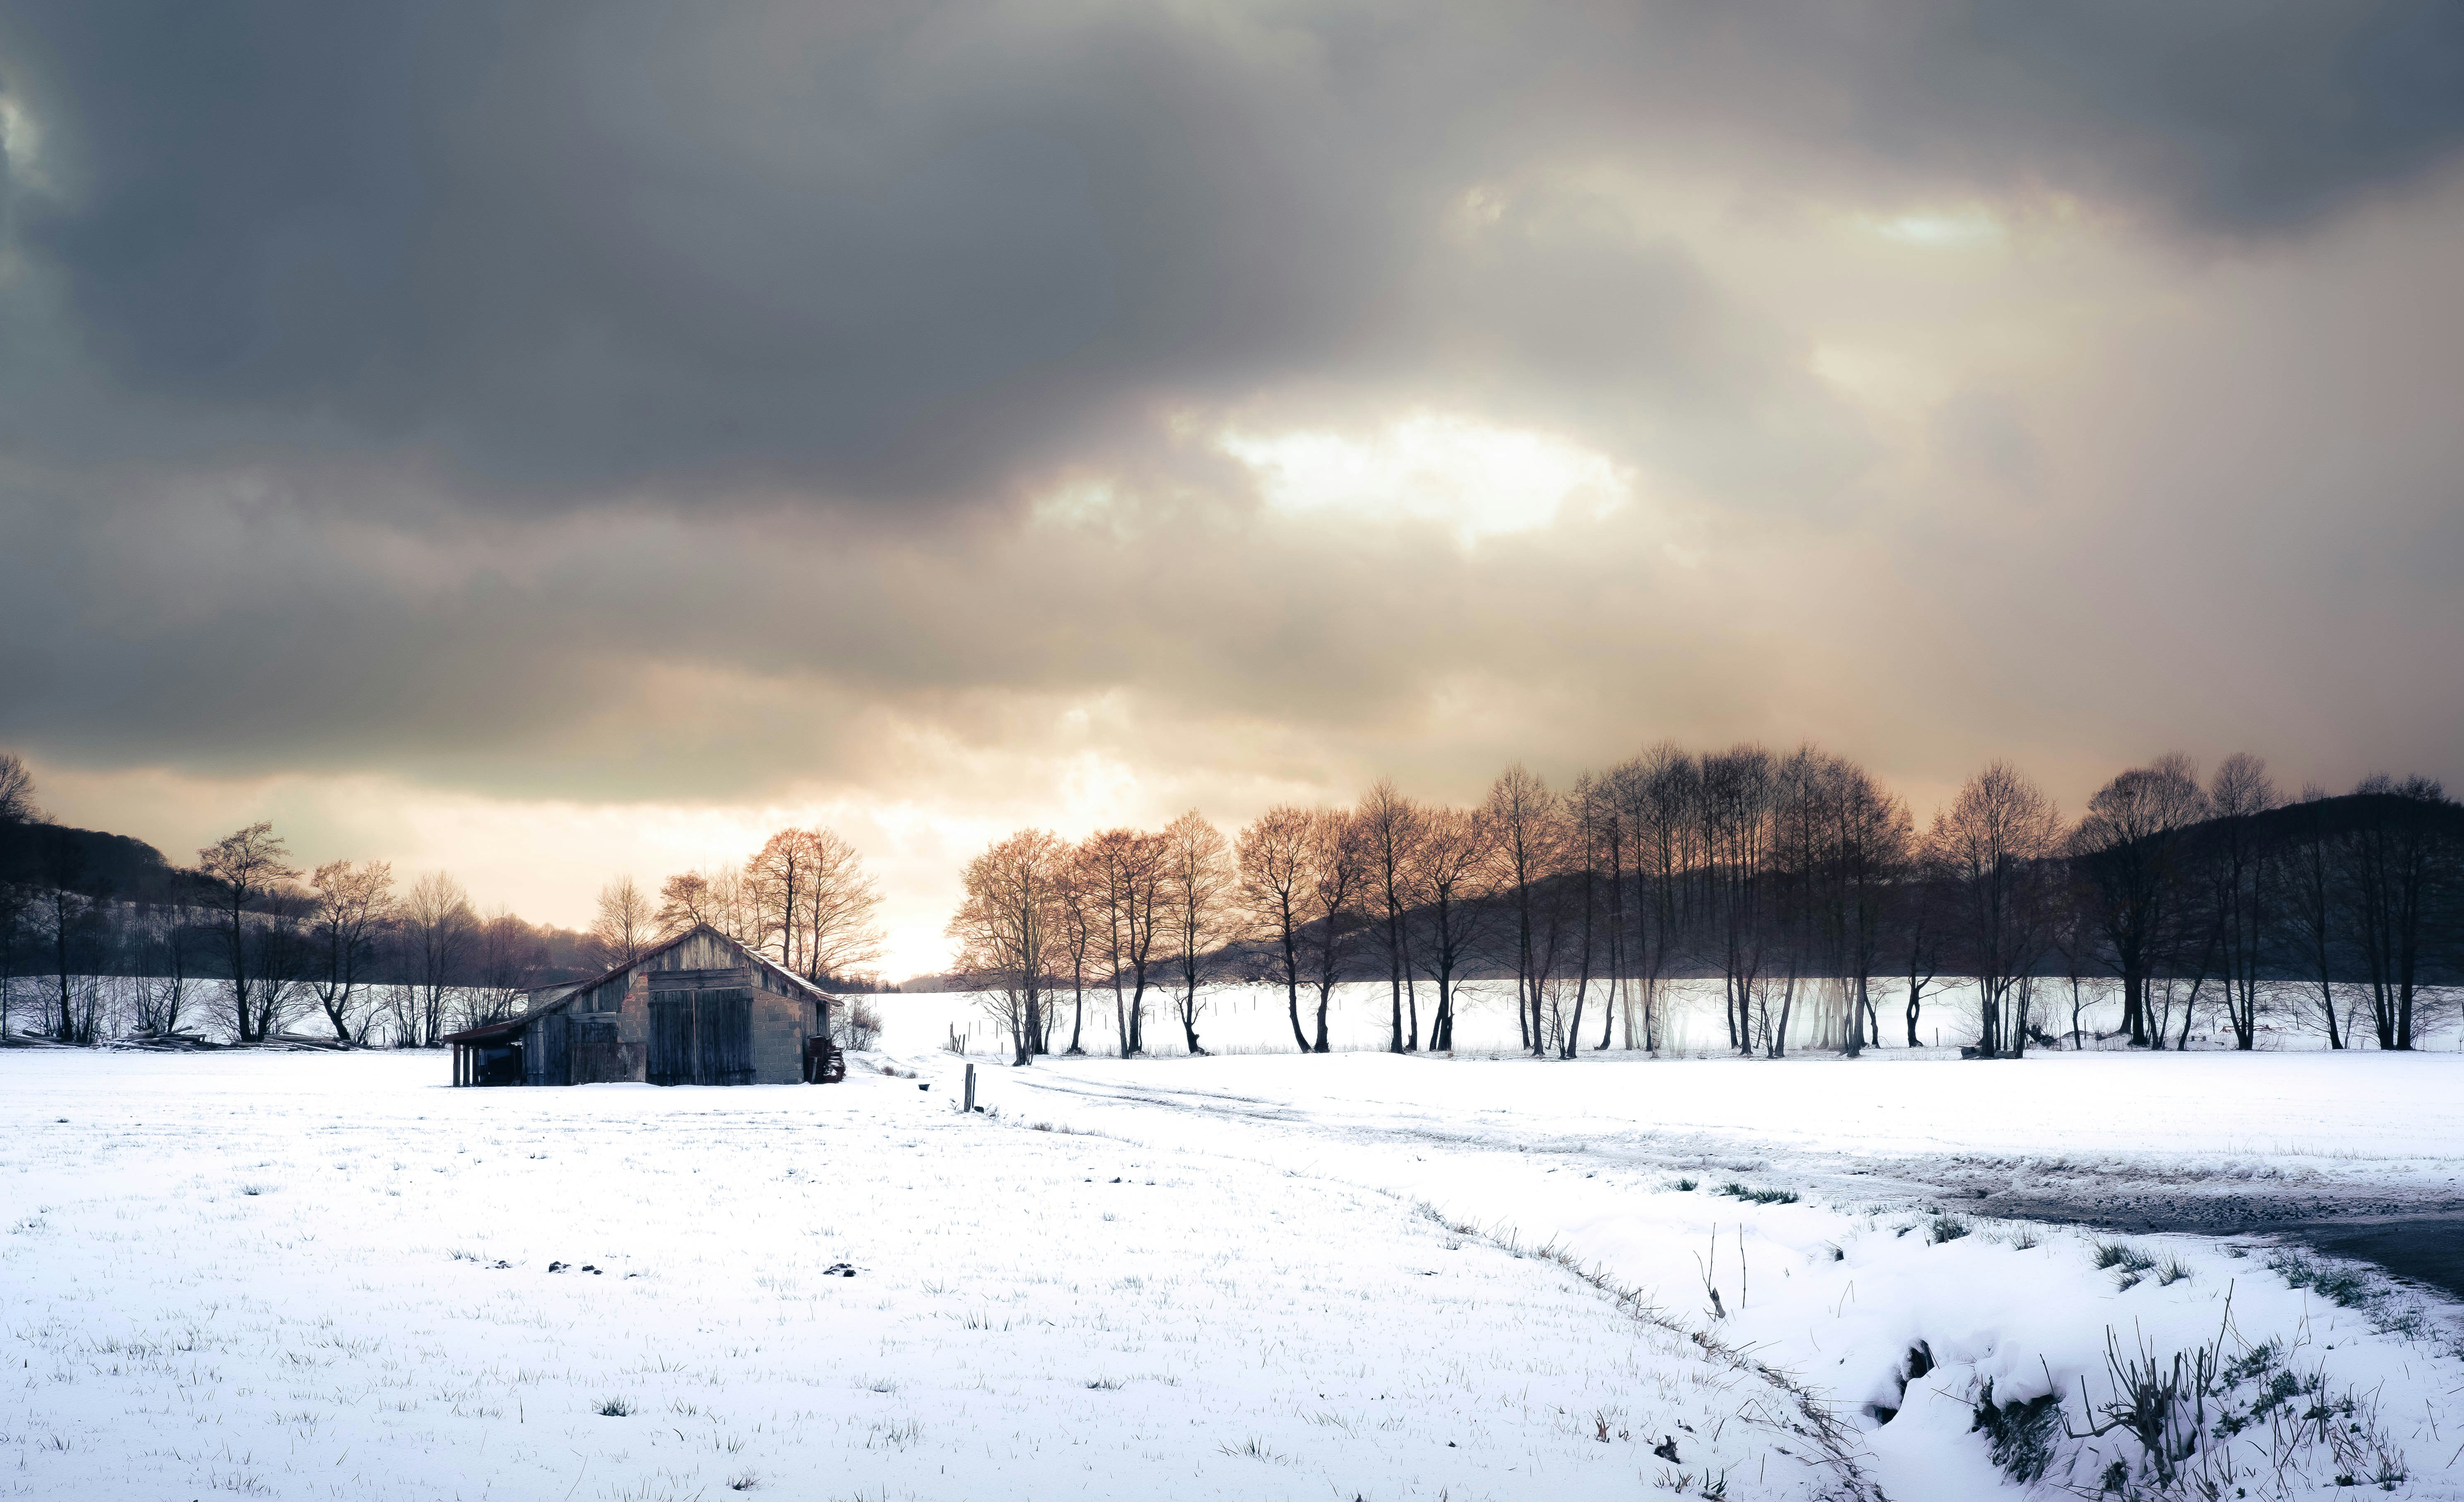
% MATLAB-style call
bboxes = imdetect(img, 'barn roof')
[440,1014,528,1045]
[509,924,838,1028]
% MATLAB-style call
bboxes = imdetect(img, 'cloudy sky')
[4,2,2461,975]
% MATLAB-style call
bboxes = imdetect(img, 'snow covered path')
[951,1047,2464,1500]
[970,1047,2464,1228]
[1,1052,1870,1502]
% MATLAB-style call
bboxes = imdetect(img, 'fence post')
[964,1063,976,1112]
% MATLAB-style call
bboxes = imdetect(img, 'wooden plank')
[696,988,752,1086]
[648,968,754,988]
[648,995,693,1086]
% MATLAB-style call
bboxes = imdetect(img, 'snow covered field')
[8,1028,2464,1500]
[952,1047,2464,1493]
[3,1051,1869,1502]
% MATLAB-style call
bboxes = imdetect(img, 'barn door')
[649,992,694,1086]
[696,989,753,1086]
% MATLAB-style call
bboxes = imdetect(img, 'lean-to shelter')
[444,924,842,1086]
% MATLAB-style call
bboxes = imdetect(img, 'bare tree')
[1486,763,1561,1056]
[1236,807,1314,1052]
[2047,859,2101,1050]
[0,879,27,1039]
[1596,766,1632,1052]
[1084,827,1166,1057]
[0,751,37,825]
[656,870,715,935]
[1698,745,1776,1053]
[2204,753,2279,1050]
[1356,778,1424,1053]
[2339,775,2455,1050]
[1829,758,1911,1058]
[243,886,314,1042]
[32,826,107,1043]
[0,757,39,1037]
[715,865,764,947]
[2268,787,2346,1048]
[749,828,885,983]
[197,822,302,1044]
[1408,804,1495,1053]
[947,829,1067,1066]
[308,859,395,1041]
[1751,746,1901,1060]
[1560,772,1612,1059]
[1928,762,2065,1058]
[1055,841,1097,1054]
[468,907,544,1025]
[1617,744,1697,1052]
[129,879,207,1037]
[1899,854,1948,1048]
[1159,811,1238,1055]
[792,832,885,984]
[1300,808,1367,1053]
[2071,754,2208,1047]
[1763,747,1829,1059]
[400,871,474,1047]
[587,875,657,970]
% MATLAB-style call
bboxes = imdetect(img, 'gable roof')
[446,927,838,1045]
[519,924,836,1021]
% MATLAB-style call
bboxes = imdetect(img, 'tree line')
[0,752,887,1046]
[947,747,2462,1065]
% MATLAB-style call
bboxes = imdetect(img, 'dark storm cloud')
[1878,0,2464,231]
[0,4,1124,500]
[3,1,2459,508]
[3,0,2462,810]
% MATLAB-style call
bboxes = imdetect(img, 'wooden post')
[964,1063,976,1112]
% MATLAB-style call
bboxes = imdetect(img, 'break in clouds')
[3,2,2462,961]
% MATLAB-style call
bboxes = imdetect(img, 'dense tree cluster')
[951,748,2463,1063]
[0,751,885,1046]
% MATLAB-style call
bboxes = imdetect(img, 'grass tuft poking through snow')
[2267,1249,2373,1309]
[2091,1239,2157,1278]
[1716,1181,1799,1205]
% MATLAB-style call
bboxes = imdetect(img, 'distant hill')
[0,819,177,898]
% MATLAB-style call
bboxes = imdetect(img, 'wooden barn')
[444,925,844,1087]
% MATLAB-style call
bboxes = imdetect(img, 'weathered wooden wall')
[514,928,822,1087]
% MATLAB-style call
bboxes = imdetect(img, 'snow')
[948,1050,2464,1498]
[7,985,2464,1501]
[888,984,2464,1499]
[2,1051,1866,1502]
